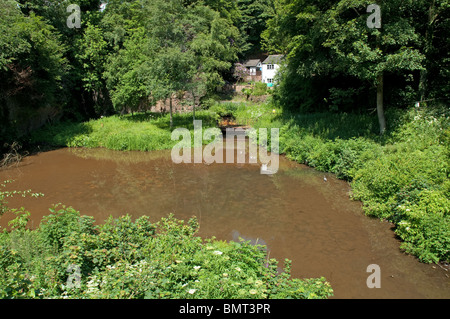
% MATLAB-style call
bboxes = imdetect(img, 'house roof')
[262,55,284,65]
[242,59,261,68]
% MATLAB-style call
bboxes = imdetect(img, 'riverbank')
[2,146,448,298]
[235,102,449,265]
[22,102,450,264]
[0,205,333,299]
[28,111,219,152]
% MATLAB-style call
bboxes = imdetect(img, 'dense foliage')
[262,0,450,133]
[1,0,449,288]
[30,110,218,151]
[235,101,449,263]
[0,206,333,299]
[0,0,274,145]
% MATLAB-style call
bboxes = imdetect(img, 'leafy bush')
[0,208,333,299]
[209,102,243,118]
[393,189,450,263]
[245,105,449,263]
[252,82,269,96]
[39,205,96,251]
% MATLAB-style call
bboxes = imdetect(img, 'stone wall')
[150,92,195,113]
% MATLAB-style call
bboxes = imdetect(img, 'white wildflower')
[213,250,223,255]
[188,289,197,294]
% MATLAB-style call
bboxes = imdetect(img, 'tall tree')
[236,0,274,54]
[104,0,242,123]
[76,22,111,114]
[414,0,450,102]
[0,0,68,139]
[263,0,428,134]
[104,27,150,115]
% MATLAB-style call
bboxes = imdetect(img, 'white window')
[267,64,274,70]
[267,78,273,83]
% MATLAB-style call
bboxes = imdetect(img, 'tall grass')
[30,111,217,151]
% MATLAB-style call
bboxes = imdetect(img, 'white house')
[242,59,262,82]
[261,55,284,86]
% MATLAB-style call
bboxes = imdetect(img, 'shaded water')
[0,145,448,299]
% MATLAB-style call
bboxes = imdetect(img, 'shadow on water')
[0,144,449,299]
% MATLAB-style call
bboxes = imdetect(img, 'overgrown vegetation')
[0,142,25,168]
[29,111,218,151]
[1,0,275,143]
[242,82,272,98]
[238,102,449,264]
[1,0,449,298]
[263,0,450,134]
[0,206,333,299]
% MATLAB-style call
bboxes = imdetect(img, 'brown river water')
[0,144,449,299]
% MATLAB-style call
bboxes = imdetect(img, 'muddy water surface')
[0,146,448,299]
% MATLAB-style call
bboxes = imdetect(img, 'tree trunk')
[419,0,436,102]
[376,72,386,135]
[169,97,173,128]
[419,69,428,102]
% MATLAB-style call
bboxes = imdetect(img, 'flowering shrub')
[233,63,249,83]
[0,207,333,299]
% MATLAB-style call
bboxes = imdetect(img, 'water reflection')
[0,145,448,299]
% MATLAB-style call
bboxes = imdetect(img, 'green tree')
[75,22,111,114]
[319,1,425,134]
[414,0,450,102]
[104,0,242,124]
[0,0,68,139]
[263,0,429,134]
[145,47,195,128]
[236,0,274,54]
[104,27,150,115]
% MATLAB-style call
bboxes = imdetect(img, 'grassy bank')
[29,110,218,151]
[0,206,333,299]
[20,101,450,264]
[234,101,449,264]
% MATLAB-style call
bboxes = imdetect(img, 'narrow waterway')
[0,145,448,298]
